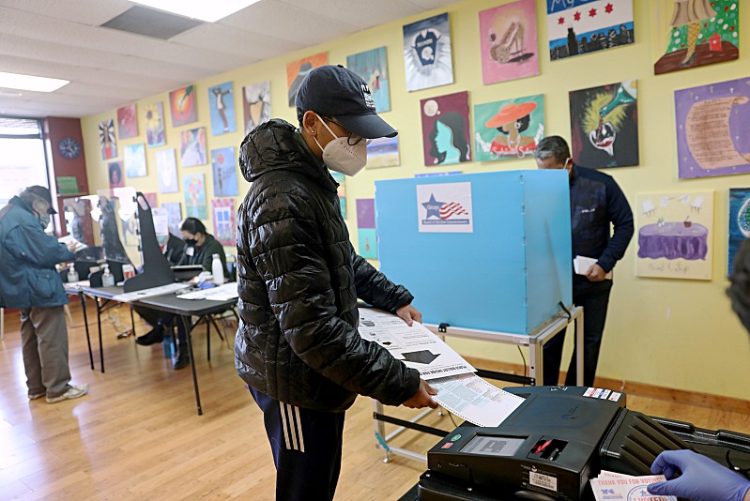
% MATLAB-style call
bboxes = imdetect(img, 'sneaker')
[28,391,46,400]
[46,384,89,404]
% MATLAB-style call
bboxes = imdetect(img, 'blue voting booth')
[375,170,572,335]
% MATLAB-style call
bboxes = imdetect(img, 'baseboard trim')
[463,356,750,414]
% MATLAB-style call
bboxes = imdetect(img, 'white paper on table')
[177,282,238,301]
[590,475,675,501]
[574,255,613,279]
[58,234,88,252]
[429,373,524,428]
[358,308,475,380]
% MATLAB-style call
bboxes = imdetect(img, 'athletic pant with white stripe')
[250,387,346,501]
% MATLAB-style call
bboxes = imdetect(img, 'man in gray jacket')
[0,186,88,403]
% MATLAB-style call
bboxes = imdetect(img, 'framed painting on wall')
[479,0,539,85]
[636,191,714,280]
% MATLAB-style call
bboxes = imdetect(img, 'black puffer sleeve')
[352,248,414,313]
[251,191,419,405]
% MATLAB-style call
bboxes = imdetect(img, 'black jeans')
[543,278,613,386]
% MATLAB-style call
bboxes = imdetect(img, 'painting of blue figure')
[729,188,750,276]
[211,147,238,197]
[208,81,236,136]
[420,91,471,166]
[347,47,390,113]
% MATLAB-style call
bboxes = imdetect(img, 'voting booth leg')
[575,308,584,387]
[181,315,203,416]
[206,318,210,362]
[96,299,105,373]
[129,306,135,337]
[79,292,94,371]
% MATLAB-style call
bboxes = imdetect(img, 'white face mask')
[312,113,367,176]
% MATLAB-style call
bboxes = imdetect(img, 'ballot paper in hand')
[358,308,474,380]
[429,373,524,428]
[590,473,676,501]
[574,255,613,279]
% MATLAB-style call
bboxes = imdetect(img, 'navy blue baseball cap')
[295,65,397,139]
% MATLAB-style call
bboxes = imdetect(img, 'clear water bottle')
[162,333,175,359]
[67,263,79,283]
[101,264,115,287]
[212,253,224,285]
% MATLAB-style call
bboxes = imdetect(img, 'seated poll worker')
[645,239,750,501]
[135,217,227,370]
[134,214,186,347]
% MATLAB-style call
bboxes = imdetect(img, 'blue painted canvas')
[208,81,236,136]
[728,188,750,275]
[211,147,238,197]
[347,47,390,113]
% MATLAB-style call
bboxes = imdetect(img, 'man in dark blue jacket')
[535,136,634,386]
[0,186,88,403]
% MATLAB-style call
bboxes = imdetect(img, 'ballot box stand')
[371,306,583,464]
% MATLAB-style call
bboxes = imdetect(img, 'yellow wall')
[81,0,750,400]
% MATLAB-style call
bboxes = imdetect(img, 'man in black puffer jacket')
[236,65,437,501]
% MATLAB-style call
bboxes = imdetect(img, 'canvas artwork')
[180,127,207,167]
[675,77,750,179]
[403,13,454,92]
[547,0,634,61]
[183,173,207,219]
[212,147,238,197]
[347,47,391,113]
[212,198,236,247]
[161,202,182,235]
[474,94,545,162]
[208,81,236,136]
[635,191,714,280]
[98,119,117,160]
[108,161,124,189]
[569,80,639,169]
[653,0,739,75]
[479,0,539,85]
[728,188,750,275]
[243,81,272,134]
[155,149,178,194]
[287,52,328,107]
[124,143,147,178]
[366,136,400,168]
[144,102,166,147]
[331,171,347,219]
[357,198,377,260]
[169,84,197,127]
[117,104,138,139]
[420,91,471,166]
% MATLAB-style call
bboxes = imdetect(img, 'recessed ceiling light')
[0,72,69,93]
[129,0,261,22]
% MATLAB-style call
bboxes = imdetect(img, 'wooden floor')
[1,302,749,500]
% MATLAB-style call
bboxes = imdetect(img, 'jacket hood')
[239,119,338,193]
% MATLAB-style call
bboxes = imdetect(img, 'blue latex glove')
[198,281,216,290]
[648,449,750,501]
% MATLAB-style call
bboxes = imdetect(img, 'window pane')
[0,137,49,207]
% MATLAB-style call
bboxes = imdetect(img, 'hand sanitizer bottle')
[212,254,224,286]
[102,264,115,287]
[67,263,79,283]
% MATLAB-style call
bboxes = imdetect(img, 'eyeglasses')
[323,117,372,146]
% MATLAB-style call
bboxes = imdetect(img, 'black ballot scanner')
[416,386,750,501]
